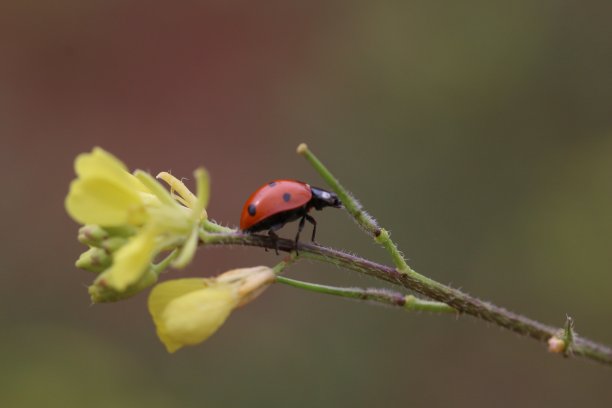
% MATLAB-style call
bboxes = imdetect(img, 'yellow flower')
[67,147,213,296]
[148,267,275,353]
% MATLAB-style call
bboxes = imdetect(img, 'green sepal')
[172,226,199,269]
[563,316,575,357]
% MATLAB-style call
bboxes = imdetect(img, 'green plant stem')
[404,295,457,313]
[297,143,380,235]
[271,252,298,274]
[375,228,410,272]
[563,316,575,357]
[199,229,612,366]
[276,276,455,313]
[297,143,410,272]
[201,219,235,233]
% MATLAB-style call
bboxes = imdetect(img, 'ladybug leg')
[294,215,307,255]
[267,225,282,255]
[305,214,317,243]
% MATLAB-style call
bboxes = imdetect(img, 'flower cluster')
[66,148,273,351]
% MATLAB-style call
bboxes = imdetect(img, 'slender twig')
[295,144,612,365]
[199,229,612,366]
[271,252,299,274]
[296,143,381,237]
[276,275,456,313]
[201,144,612,366]
[297,143,410,272]
[201,219,235,233]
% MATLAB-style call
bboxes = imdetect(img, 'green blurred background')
[2,1,612,407]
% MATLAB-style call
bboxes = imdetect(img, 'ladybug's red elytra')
[240,180,342,253]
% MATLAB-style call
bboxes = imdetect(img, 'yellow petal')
[66,148,153,226]
[90,268,159,303]
[148,279,208,347]
[104,226,158,291]
[75,147,148,193]
[65,178,147,226]
[148,280,238,353]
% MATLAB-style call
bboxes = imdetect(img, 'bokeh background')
[2,1,612,407]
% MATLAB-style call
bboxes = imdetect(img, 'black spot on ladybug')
[268,181,277,187]
[248,204,257,216]
[283,193,291,202]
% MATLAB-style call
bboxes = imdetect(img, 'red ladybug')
[240,180,342,253]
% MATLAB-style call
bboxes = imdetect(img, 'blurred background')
[2,1,612,407]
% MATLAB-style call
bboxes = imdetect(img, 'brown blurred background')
[2,1,612,407]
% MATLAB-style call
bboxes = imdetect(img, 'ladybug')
[240,180,342,253]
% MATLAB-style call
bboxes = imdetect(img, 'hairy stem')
[199,230,612,366]
[201,219,235,233]
[276,275,456,313]
[297,143,410,272]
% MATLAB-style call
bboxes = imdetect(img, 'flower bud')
[77,225,109,246]
[75,247,111,273]
[547,336,566,354]
[100,236,129,252]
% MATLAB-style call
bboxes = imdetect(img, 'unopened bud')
[296,143,308,155]
[547,336,566,354]
[78,225,109,246]
[75,247,111,273]
[101,236,128,252]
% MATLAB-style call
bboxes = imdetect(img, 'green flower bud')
[75,247,111,273]
[548,336,566,354]
[77,225,109,246]
[103,225,138,237]
[101,236,129,252]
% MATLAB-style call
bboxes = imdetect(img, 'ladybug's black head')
[309,186,342,210]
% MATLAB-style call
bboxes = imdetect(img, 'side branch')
[200,231,612,366]
[275,275,456,313]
